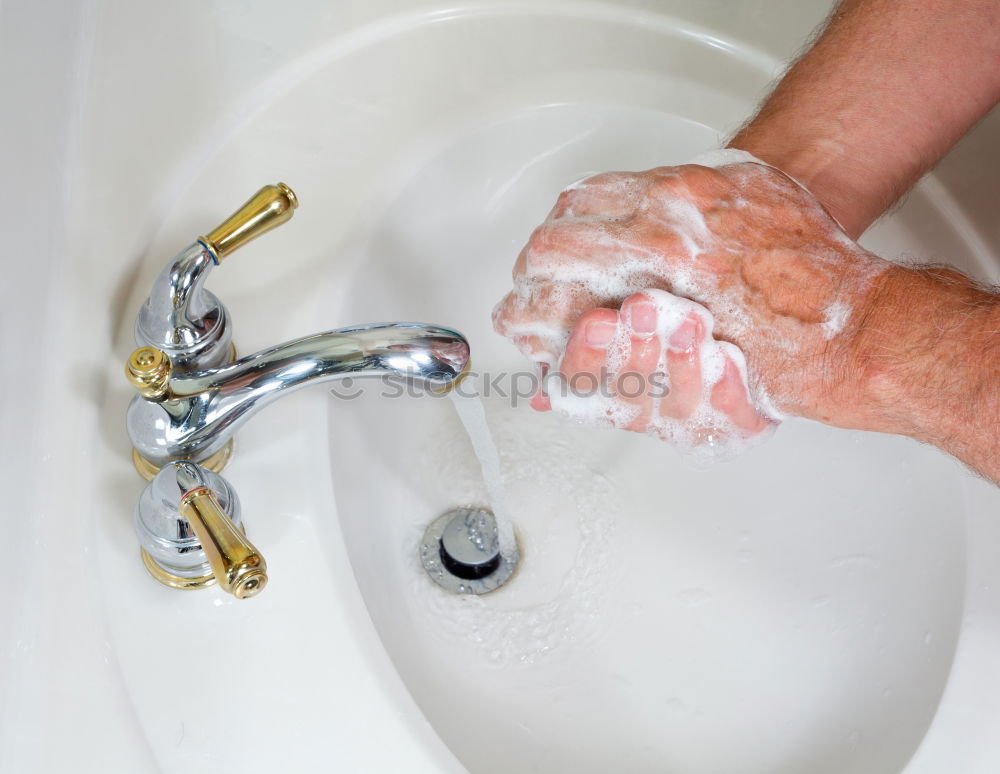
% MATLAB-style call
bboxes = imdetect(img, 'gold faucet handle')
[126,346,173,400]
[179,487,268,599]
[202,182,298,260]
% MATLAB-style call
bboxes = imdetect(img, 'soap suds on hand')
[821,300,852,339]
[496,149,891,460]
[545,289,779,463]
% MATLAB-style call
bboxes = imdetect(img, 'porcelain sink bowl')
[327,106,993,772]
[3,1,999,772]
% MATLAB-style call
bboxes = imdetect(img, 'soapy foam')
[542,375,642,430]
[547,289,777,463]
[821,300,852,339]
[504,220,746,361]
[651,194,710,257]
[564,174,598,191]
[501,157,813,358]
[688,147,766,169]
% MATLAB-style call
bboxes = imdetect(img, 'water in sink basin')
[327,102,967,774]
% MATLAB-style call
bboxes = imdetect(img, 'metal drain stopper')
[421,507,518,594]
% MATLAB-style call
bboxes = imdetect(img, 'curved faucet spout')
[126,322,470,468]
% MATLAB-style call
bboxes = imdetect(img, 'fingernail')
[585,320,616,347]
[668,318,699,352]
[629,302,658,335]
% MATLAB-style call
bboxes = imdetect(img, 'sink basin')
[326,94,992,774]
[2,0,998,772]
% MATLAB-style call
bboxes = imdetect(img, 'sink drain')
[420,507,519,594]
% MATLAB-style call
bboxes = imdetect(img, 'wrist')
[727,133,878,239]
[844,265,1000,473]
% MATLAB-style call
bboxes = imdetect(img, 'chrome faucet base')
[136,461,242,581]
[131,439,235,482]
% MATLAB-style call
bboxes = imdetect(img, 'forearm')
[847,266,1000,481]
[729,0,1000,238]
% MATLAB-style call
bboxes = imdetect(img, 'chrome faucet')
[125,183,471,597]
[125,322,469,472]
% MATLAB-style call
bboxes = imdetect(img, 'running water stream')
[448,391,518,558]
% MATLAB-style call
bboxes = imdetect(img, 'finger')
[492,291,517,338]
[492,286,580,361]
[710,347,773,434]
[496,221,623,334]
[659,313,705,421]
[558,308,619,394]
[530,363,551,413]
[493,292,554,357]
[507,336,559,368]
[498,218,692,341]
[551,308,625,427]
[616,293,668,432]
[646,164,731,211]
[531,392,551,411]
[547,172,643,221]
[519,219,631,278]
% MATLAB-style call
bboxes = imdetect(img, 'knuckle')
[555,189,576,210]
[525,222,566,260]
[646,174,686,200]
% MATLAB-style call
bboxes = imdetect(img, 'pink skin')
[494,161,878,446]
[541,293,773,441]
[493,161,903,450]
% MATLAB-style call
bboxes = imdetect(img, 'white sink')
[3,1,998,772]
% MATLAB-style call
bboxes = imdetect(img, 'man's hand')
[493,0,1000,478]
[493,158,890,435]
[494,157,1000,480]
[538,288,776,454]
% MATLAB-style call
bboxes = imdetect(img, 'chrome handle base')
[133,183,297,373]
[133,240,234,372]
[135,461,266,598]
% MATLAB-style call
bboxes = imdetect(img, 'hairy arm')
[848,266,1000,481]
[730,0,1000,238]
[730,0,1000,479]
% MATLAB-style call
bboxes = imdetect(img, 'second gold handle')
[202,182,298,260]
[179,487,268,599]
